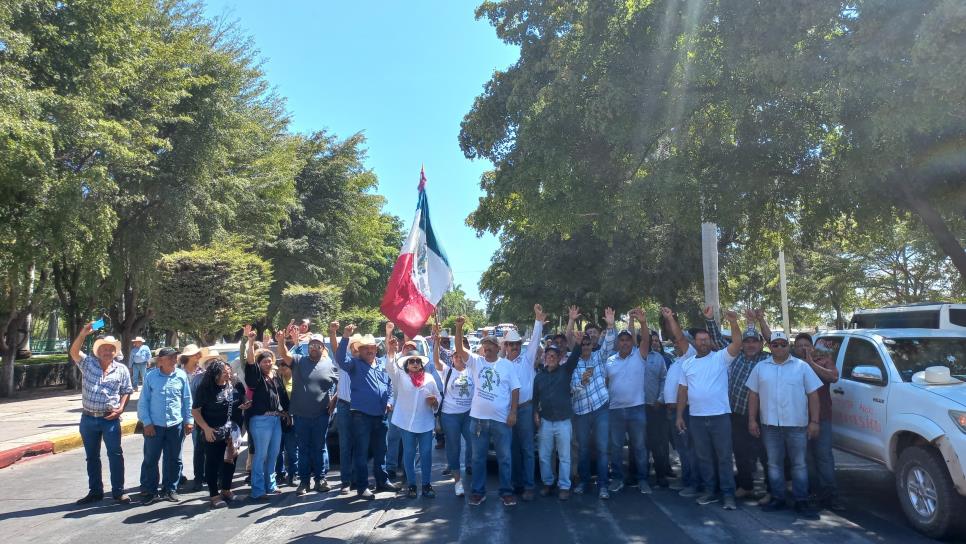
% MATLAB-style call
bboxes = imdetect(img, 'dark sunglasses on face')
[770,341,789,348]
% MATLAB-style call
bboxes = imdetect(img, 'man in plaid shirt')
[728,309,773,502]
[69,322,134,505]
[570,308,616,498]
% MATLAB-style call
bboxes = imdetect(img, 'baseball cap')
[770,331,789,343]
[742,330,763,341]
[157,347,179,358]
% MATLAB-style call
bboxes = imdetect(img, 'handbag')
[209,386,235,442]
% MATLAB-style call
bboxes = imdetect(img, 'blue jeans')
[808,420,837,499]
[440,411,473,472]
[386,422,402,473]
[336,400,354,486]
[471,417,513,496]
[538,418,572,489]
[275,428,298,477]
[763,425,808,501]
[574,405,609,490]
[139,424,185,494]
[250,415,282,498]
[294,414,329,481]
[609,405,649,483]
[511,402,536,490]
[689,414,736,497]
[401,429,434,487]
[351,411,389,489]
[79,414,125,496]
[667,407,697,488]
[131,363,147,388]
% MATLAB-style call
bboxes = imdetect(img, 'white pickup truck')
[814,328,966,538]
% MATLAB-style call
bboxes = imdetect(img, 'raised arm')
[723,310,742,357]
[452,316,467,371]
[328,321,340,362]
[565,305,579,348]
[69,322,96,365]
[335,324,356,372]
[385,321,397,362]
[526,304,547,365]
[703,305,727,350]
[632,308,650,358]
[755,308,772,343]
[431,322,444,372]
[661,307,690,357]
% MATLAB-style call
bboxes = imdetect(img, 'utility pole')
[779,249,790,333]
[701,222,720,320]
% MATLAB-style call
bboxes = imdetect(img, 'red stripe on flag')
[380,252,435,338]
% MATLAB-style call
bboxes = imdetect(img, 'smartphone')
[91,318,105,331]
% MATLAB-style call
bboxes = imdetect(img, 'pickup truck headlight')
[950,410,966,434]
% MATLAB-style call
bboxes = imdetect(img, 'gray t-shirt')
[289,354,339,418]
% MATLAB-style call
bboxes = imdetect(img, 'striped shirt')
[80,356,133,413]
[570,348,611,415]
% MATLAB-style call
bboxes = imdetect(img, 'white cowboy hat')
[912,366,963,386]
[356,334,378,348]
[502,330,523,343]
[348,333,364,349]
[439,330,451,339]
[92,335,122,355]
[395,350,430,370]
[198,350,227,366]
[180,344,208,358]
[133,336,146,343]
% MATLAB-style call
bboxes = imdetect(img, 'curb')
[0,417,141,469]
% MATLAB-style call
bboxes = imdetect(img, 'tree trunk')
[113,274,153,369]
[898,182,966,284]
[0,266,46,397]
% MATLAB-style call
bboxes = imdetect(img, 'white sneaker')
[455,480,465,497]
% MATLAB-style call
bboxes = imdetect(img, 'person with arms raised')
[504,304,546,501]
[432,323,475,497]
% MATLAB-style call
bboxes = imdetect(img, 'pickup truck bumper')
[936,433,966,496]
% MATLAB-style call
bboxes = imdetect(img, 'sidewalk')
[0,387,141,469]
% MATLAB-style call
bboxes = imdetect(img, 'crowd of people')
[66,304,842,518]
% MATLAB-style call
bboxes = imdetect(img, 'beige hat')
[502,330,523,343]
[348,333,365,349]
[92,335,122,355]
[912,366,963,385]
[181,344,208,358]
[356,334,378,348]
[133,336,146,343]
[198,350,227,366]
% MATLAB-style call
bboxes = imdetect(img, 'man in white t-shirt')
[661,309,699,496]
[673,307,743,510]
[746,331,822,516]
[453,315,521,508]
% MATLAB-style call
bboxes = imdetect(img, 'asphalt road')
[0,435,962,544]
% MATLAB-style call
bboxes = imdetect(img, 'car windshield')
[882,337,966,382]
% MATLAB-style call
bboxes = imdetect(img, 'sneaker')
[639,481,653,495]
[761,499,787,512]
[454,480,465,497]
[539,486,553,497]
[375,482,399,493]
[735,487,752,499]
[441,468,452,477]
[794,500,819,519]
[267,488,282,496]
[608,480,624,494]
[501,494,518,507]
[137,492,160,506]
[469,493,486,506]
[386,470,398,482]
[113,493,132,504]
[192,479,204,492]
[678,486,700,498]
[722,496,737,510]
[406,485,418,499]
[296,484,309,496]
[521,489,535,502]
[598,488,610,500]
[422,485,436,499]
[165,491,181,503]
[358,488,375,500]
[757,493,773,506]
[558,489,571,501]
[573,483,585,495]
[696,493,719,505]
[668,480,685,491]
[314,479,329,493]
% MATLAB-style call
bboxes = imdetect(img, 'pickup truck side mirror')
[851,365,885,385]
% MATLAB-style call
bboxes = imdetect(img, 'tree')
[334,307,384,336]
[277,284,343,328]
[154,243,271,345]
[435,285,487,328]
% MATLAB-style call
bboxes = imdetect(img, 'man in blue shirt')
[335,323,398,500]
[136,347,193,504]
[129,336,152,391]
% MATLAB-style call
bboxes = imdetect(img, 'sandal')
[221,491,235,502]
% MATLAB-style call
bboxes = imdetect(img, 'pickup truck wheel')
[895,445,963,538]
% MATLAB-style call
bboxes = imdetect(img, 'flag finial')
[418,165,427,191]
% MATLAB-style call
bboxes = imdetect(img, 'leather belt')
[83,410,108,418]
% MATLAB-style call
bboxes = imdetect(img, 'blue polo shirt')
[335,338,393,417]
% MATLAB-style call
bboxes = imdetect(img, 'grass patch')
[18,353,70,365]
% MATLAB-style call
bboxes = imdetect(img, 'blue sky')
[200,1,518,304]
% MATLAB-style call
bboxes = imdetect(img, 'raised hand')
[455,315,466,328]
[755,308,765,320]
[431,322,441,338]
[274,329,285,344]
[724,309,739,322]
[744,308,756,322]
[661,307,674,320]
[702,305,714,320]
[568,305,580,321]
[343,324,357,338]
[386,321,396,336]
[633,307,647,323]
[328,321,339,337]
[243,323,253,339]
[604,307,616,327]
[534,304,546,323]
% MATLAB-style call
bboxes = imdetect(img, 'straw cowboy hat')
[133,336,146,343]
[348,333,364,349]
[180,344,208,358]
[92,335,122,355]
[912,366,964,386]
[198,349,227,366]
[356,334,378,348]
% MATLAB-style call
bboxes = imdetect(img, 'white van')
[850,303,966,331]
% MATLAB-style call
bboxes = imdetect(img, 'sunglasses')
[770,341,789,348]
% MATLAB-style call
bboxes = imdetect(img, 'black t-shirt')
[244,363,290,416]
[192,382,244,428]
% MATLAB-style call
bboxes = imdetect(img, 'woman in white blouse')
[431,323,475,497]
[386,322,441,498]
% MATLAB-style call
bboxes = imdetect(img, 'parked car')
[814,328,966,537]
[850,302,966,330]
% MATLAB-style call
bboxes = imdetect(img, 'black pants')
[193,427,206,481]
[731,412,768,491]
[645,405,671,478]
[204,439,236,497]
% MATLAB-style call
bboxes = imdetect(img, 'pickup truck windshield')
[882,337,966,382]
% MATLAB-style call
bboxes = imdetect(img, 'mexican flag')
[380,167,453,338]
